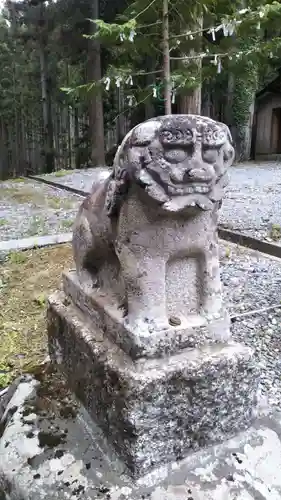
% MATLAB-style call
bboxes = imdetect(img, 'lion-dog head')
[106,115,234,216]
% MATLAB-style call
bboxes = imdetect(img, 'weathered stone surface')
[72,115,235,339]
[0,372,280,500]
[46,115,260,478]
[0,373,126,500]
[63,270,231,359]
[47,291,259,477]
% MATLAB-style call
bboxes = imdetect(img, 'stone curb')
[0,233,73,254]
[218,228,281,259]
[26,175,88,197]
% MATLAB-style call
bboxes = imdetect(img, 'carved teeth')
[183,186,194,194]
[194,185,210,194]
[168,184,211,195]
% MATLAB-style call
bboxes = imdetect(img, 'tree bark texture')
[179,17,203,115]
[163,0,171,115]
[39,32,54,173]
[87,0,105,165]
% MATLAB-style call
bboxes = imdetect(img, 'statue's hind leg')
[72,214,96,290]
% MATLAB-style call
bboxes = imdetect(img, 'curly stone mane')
[106,115,234,216]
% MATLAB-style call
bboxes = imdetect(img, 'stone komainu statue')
[72,115,234,335]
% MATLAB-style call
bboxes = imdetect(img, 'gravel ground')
[232,309,281,408]
[221,242,281,315]
[2,169,281,408]
[36,167,111,194]
[0,178,82,241]
[39,162,281,243]
[220,161,281,243]
[221,241,281,408]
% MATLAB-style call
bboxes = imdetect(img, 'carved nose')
[164,149,188,163]
[170,168,186,184]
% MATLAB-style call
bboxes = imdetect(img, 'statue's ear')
[223,127,235,168]
[106,159,130,217]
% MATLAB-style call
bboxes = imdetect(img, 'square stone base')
[47,291,259,477]
[62,270,231,359]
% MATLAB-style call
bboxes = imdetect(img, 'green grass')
[53,169,74,178]
[61,219,74,229]
[26,216,46,237]
[62,199,75,210]
[8,251,28,265]
[1,186,45,205]
[269,223,281,241]
[11,177,26,183]
[47,196,61,209]
[0,218,8,226]
[0,244,73,388]
[2,181,78,211]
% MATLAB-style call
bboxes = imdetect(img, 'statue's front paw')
[78,270,99,291]
[118,300,128,317]
[150,318,170,332]
[124,316,169,335]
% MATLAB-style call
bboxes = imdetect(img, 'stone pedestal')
[62,270,231,359]
[47,274,259,477]
[47,115,259,477]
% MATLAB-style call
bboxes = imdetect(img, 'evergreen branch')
[170,52,231,61]
[137,21,161,29]
[170,39,281,61]
[169,3,281,41]
[169,4,186,25]
[133,0,159,21]
[132,69,162,76]
[112,92,153,122]
[169,25,220,40]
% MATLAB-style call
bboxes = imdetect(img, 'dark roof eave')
[256,87,281,99]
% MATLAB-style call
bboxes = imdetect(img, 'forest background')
[1,0,281,179]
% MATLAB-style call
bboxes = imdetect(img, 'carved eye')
[213,130,226,142]
[184,129,193,141]
[203,128,226,146]
[161,129,173,141]
[160,128,194,144]
[202,148,218,164]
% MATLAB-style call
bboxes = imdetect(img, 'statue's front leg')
[199,238,223,318]
[117,244,169,334]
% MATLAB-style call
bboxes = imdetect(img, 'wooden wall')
[255,93,281,158]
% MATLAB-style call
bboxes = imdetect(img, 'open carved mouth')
[143,161,214,198]
[167,183,211,195]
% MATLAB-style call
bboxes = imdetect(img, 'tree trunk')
[0,120,9,180]
[144,57,155,120]
[39,38,54,173]
[74,107,80,168]
[179,17,203,115]
[163,0,171,114]
[201,84,211,117]
[180,81,201,114]
[20,94,28,175]
[116,87,126,142]
[225,72,235,126]
[66,63,72,170]
[234,94,256,161]
[87,0,105,165]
